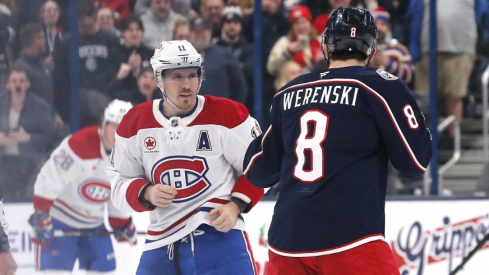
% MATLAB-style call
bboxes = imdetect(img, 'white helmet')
[150,40,202,84]
[102,99,133,126]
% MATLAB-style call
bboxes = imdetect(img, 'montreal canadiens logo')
[151,156,211,203]
[144,136,156,150]
[79,181,111,203]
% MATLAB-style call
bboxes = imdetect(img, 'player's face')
[161,67,200,115]
[102,122,118,150]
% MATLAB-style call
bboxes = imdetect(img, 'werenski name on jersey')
[283,85,359,110]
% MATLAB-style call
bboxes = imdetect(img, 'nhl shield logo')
[151,156,211,203]
[376,69,398,80]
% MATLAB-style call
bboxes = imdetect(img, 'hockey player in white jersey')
[106,40,264,275]
[28,99,137,274]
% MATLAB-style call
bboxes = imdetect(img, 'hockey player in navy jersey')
[28,99,137,274]
[106,40,264,275]
[244,7,432,275]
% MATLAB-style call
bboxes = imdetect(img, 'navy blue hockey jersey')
[244,66,432,256]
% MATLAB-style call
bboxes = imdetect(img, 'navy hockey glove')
[28,212,53,247]
[113,217,137,246]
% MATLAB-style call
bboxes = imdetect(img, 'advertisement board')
[5,199,489,274]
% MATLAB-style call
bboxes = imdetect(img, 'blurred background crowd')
[1,0,489,199]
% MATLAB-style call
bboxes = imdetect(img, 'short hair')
[79,0,97,17]
[172,18,189,37]
[19,23,43,48]
[40,0,60,18]
[120,14,144,32]
[9,65,29,80]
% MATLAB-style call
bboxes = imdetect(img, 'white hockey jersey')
[107,95,264,251]
[33,126,130,229]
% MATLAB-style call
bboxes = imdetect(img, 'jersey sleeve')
[368,78,432,178]
[223,115,264,211]
[33,138,84,211]
[106,132,153,213]
[244,96,285,188]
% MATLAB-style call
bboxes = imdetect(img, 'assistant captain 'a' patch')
[376,69,398,80]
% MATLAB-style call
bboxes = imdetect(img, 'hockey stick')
[449,232,489,275]
[53,229,147,237]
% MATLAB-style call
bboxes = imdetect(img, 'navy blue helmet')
[322,7,378,60]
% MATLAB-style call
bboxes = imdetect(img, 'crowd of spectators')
[1,0,489,198]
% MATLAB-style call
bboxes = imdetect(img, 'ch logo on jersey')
[144,136,157,150]
[151,156,211,202]
[79,181,111,203]
[196,130,212,151]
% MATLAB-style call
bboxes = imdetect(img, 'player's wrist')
[230,197,248,214]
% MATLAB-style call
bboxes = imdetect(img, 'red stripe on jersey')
[189,95,249,128]
[242,231,258,274]
[55,199,103,220]
[126,179,155,212]
[117,101,162,139]
[147,198,228,236]
[232,175,264,212]
[276,79,426,172]
[33,195,54,212]
[68,126,102,160]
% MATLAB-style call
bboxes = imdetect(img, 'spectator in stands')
[241,0,290,127]
[97,7,120,37]
[40,0,64,60]
[369,8,414,85]
[53,0,122,127]
[274,60,302,92]
[134,0,197,19]
[0,66,55,197]
[140,0,187,50]
[267,6,322,77]
[121,65,161,104]
[15,24,54,110]
[216,7,254,113]
[189,16,248,104]
[407,0,489,141]
[108,14,153,100]
[90,0,131,26]
[0,0,14,93]
[202,0,225,41]
[172,18,190,40]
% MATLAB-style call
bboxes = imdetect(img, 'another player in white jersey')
[29,99,137,274]
[106,40,264,275]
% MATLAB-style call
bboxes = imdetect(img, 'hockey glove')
[113,217,137,246]
[28,211,53,247]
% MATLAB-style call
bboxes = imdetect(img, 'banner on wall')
[5,199,489,275]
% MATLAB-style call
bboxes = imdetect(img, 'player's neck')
[329,59,366,68]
